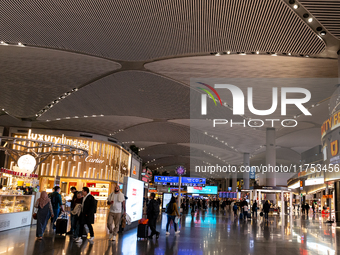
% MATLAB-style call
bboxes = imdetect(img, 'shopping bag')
[174,216,179,224]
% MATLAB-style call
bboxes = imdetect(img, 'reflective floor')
[0,209,338,255]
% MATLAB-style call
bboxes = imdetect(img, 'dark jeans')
[166,215,177,232]
[264,212,269,220]
[252,209,257,218]
[78,216,94,238]
[148,217,159,236]
[71,214,81,238]
[52,208,60,229]
[244,211,248,220]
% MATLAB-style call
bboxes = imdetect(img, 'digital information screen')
[187,186,218,194]
[162,192,173,209]
[123,177,144,222]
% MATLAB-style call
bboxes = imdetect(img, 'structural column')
[243,153,250,190]
[266,128,276,203]
[232,172,237,192]
[281,191,284,217]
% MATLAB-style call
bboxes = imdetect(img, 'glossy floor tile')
[0,209,338,255]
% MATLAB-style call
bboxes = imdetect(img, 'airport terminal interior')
[1,0,340,254]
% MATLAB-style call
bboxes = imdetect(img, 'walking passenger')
[166,197,180,235]
[50,186,64,229]
[67,186,77,235]
[107,185,126,241]
[252,201,258,218]
[147,193,160,239]
[263,201,270,221]
[75,187,96,243]
[71,191,83,239]
[35,191,54,240]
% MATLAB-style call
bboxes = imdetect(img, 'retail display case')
[0,195,34,231]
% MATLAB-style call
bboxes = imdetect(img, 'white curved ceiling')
[0,0,338,173]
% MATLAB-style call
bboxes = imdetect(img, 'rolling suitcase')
[56,213,68,235]
[137,224,148,240]
[239,213,243,219]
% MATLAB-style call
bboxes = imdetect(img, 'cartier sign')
[85,156,105,164]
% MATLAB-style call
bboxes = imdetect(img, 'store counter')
[0,195,35,231]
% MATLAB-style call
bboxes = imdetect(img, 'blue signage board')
[182,177,206,184]
[249,166,256,179]
[154,176,206,186]
[154,176,179,183]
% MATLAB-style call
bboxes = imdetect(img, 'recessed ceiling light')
[92,115,97,117]
[74,116,79,118]
[320,31,326,36]
[84,116,88,118]
[256,51,259,54]
[308,18,313,23]
[227,51,230,54]
[215,53,221,57]
[0,41,8,45]
[288,53,291,56]
[293,4,299,9]
[271,53,277,56]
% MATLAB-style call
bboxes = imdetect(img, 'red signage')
[132,188,137,196]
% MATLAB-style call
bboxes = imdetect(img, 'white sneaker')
[166,232,170,235]
[89,236,94,241]
[175,231,180,234]
[109,234,113,239]
[75,237,82,243]
[111,235,116,241]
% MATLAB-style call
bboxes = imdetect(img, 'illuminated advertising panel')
[162,193,173,209]
[187,186,218,194]
[123,177,144,222]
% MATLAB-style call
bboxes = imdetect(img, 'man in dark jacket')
[147,193,160,239]
[75,187,96,243]
[263,200,270,221]
[51,186,64,229]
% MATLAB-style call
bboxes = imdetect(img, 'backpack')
[51,193,57,207]
[165,203,174,214]
[93,198,98,213]
[233,204,238,211]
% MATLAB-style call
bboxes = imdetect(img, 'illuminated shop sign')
[321,111,340,138]
[305,178,324,186]
[10,130,131,182]
[28,129,89,151]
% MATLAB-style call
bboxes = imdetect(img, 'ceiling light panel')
[299,0,340,39]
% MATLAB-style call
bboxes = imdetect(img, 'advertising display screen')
[130,158,140,180]
[123,177,144,222]
[162,193,173,209]
[187,186,217,194]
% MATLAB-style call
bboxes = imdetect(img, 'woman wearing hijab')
[35,191,54,240]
